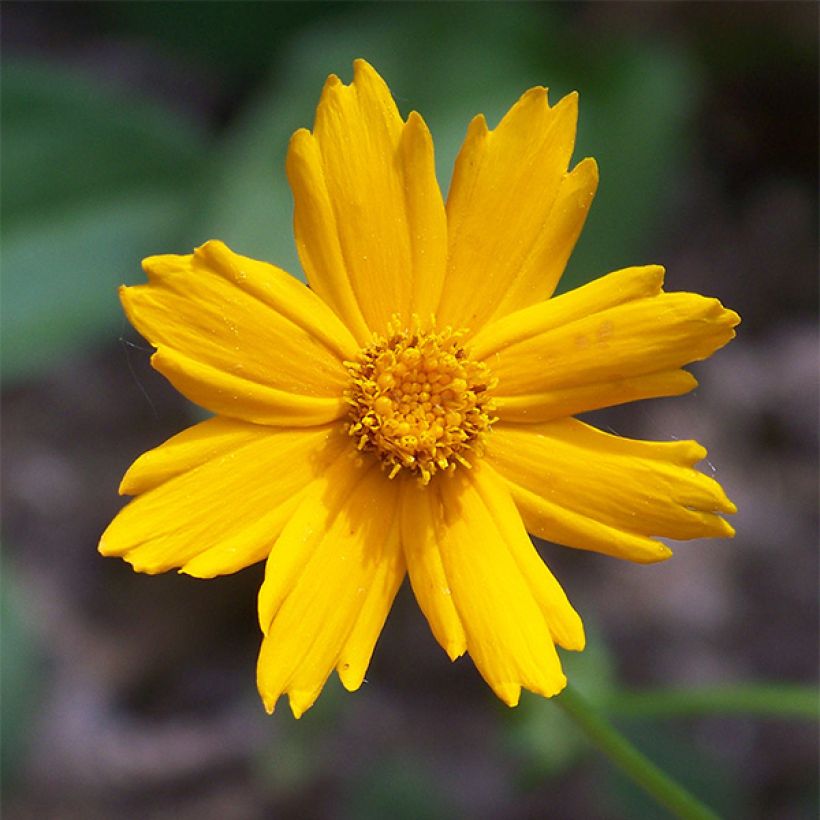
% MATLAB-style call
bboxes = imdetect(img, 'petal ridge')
[256,461,401,717]
[123,241,355,425]
[485,417,736,563]
[100,423,348,577]
[440,89,588,330]
[432,472,567,705]
[289,60,446,339]
[119,415,263,496]
[150,346,347,426]
[401,479,468,661]
[470,464,585,652]
[470,266,739,420]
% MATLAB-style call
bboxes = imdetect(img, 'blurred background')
[2,2,817,818]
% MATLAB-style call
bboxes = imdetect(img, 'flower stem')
[555,684,719,820]
[606,684,819,721]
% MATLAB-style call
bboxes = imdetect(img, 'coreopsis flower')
[100,60,739,717]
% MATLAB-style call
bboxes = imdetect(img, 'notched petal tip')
[140,254,187,281]
[98,516,137,561]
[190,239,233,270]
[445,642,468,662]
[148,347,168,375]
[567,624,586,653]
[123,554,169,575]
[285,129,319,182]
[724,308,742,328]
[494,84,554,135]
[288,127,313,150]
[552,88,579,116]
[683,440,709,466]
[336,664,361,693]
[404,109,431,137]
[352,57,381,84]
[97,534,115,557]
[644,542,674,563]
[257,668,280,716]
[551,674,569,698]
[493,682,522,708]
[465,112,489,140]
[400,110,436,157]
[493,672,568,708]
[518,85,548,107]
[632,262,666,292]
[178,559,222,580]
[349,58,399,117]
[118,282,138,316]
[555,607,586,653]
[572,154,600,186]
[288,687,322,719]
[687,295,739,329]
[705,485,738,517]
[322,72,342,92]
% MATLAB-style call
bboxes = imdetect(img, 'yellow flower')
[100,60,739,718]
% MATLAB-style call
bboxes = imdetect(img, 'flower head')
[100,60,739,717]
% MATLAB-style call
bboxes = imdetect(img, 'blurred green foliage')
[0,556,40,789]
[1,62,208,380]
[2,2,698,383]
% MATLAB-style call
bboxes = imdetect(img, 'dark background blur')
[2,2,817,818]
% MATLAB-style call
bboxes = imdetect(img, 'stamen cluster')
[345,321,497,484]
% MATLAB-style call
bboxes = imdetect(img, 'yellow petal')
[119,415,264,496]
[470,267,740,418]
[121,240,356,426]
[256,461,401,717]
[491,370,697,423]
[401,479,467,661]
[99,423,347,577]
[256,450,371,634]
[440,88,595,331]
[433,471,567,706]
[287,60,446,341]
[471,464,585,652]
[336,520,404,692]
[485,418,736,563]
[471,265,665,359]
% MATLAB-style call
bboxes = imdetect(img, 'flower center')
[345,321,497,484]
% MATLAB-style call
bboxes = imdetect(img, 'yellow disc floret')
[345,320,497,484]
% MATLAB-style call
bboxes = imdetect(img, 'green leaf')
[1,61,209,382]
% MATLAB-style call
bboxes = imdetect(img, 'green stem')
[606,684,819,721]
[555,684,719,820]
